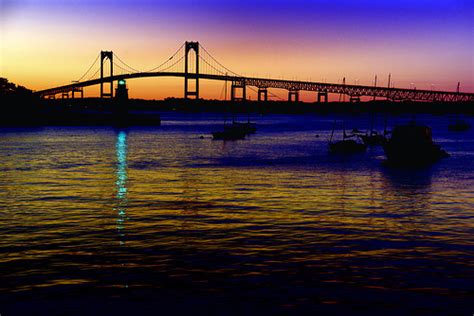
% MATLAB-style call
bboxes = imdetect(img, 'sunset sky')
[1,0,473,100]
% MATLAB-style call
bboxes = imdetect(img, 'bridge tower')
[100,51,114,99]
[184,41,199,100]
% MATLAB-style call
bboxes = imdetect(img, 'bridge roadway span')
[36,72,474,102]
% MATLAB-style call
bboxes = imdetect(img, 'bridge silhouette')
[36,41,474,103]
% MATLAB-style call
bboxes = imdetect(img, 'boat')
[328,121,367,154]
[360,131,385,146]
[212,116,257,141]
[329,138,367,154]
[359,112,389,146]
[448,119,471,132]
[212,130,246,140]
[211,80,257,140]
[383,122,449,166]
[212,124,247,140]
[226,121,257,135]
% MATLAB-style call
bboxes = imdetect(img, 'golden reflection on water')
[0,130,472,254]
[0,120,473,314]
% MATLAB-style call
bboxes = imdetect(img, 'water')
[1,113,473,315]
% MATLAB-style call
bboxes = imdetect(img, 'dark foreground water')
[0,113,473,315]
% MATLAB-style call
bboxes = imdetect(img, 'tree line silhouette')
[0,78,42,126]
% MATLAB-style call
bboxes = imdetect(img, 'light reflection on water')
[0,113,473,315]
[115,130,128,246]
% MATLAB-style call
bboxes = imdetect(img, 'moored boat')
[212,120,257,141]
[212,124,247,140]
[329,139,367,154]
[328,121,367,154]
[226,121,257,134]
[383,123,449,166]
[360,131,385,146]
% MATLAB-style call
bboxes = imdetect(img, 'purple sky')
[1,0,472,99]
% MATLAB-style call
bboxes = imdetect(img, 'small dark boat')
[225,122,257,135]
[360,131,385,146]
[359,112,389,146]
[448,119,471,132]
[212,118,257,140]
[329,139,367,154]
[329,122,367,154]
[212,125,247,140]
[383,123,449,166]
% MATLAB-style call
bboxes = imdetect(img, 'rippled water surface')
[1,113,473,315]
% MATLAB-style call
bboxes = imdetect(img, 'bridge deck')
[35,72,474,102]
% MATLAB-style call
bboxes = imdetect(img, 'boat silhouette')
[212,124,247,140]
[329,121,367,154]
[360,131,386,146]
[212,108,257,140]
[383,122,449,166]
[229,121,257,134]
[359,113,389,146]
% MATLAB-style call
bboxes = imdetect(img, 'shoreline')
[1,98,473,127]
[45,97,474,113]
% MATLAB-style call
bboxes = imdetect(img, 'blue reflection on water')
[115,130,128,246]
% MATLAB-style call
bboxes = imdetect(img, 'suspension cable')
[158,55,185,73]
[87,68,101,81]
[76,53,100,82]
[199,43,241,77]
[199,45,283,100]
[113,53,141,73]
[113,62,134,74]
[146,43,185,73]
[199,56,226,75]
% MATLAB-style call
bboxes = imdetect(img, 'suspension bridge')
[35,41,474,103]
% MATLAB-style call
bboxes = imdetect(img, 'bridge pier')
[318,91,328,103]
[72,87,84,99]
[231,80,246,101]
[350,96,361,103]
[100,51,114,99]
[61,92,69,99]
[184,41,200,100]
[288,90,299,102]
[258,88,268,102]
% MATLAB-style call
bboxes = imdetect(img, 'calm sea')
[0,113,473,315]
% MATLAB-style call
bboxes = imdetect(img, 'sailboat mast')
[225,72,228,101]
[330,120,336,143]
[370,113,375,136]
[373,75,377,101]
[232,103,235,124]
[387,73,391,101]
[343,77,346,102]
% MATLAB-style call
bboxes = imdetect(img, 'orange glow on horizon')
[1,2,473,100]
